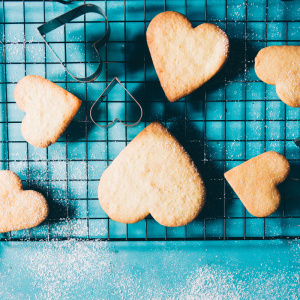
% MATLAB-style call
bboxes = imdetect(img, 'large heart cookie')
[146,11,229,102]
[0,170,49,233]
[14,75,82,148]
[224,151,290,217]
[255,46,300,107]
[98,121,206,227]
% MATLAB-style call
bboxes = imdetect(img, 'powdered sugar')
[24,240,112,300]
[0,240,300,299]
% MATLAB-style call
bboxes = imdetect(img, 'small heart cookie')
[14,75,82,148]
[255,46,300,107]
[224,151,290,217]
[146,11,229,102]
[98,121,206,227]
[0,170,49,233]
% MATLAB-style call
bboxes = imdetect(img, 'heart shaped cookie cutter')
[37,4,110,83]
[51,0,73,4]
[90,77,143,128]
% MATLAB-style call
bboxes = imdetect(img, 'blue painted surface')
[0,240,300,299]
[1,0,300,298]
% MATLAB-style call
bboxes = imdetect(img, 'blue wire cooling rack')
[1,0,300,241]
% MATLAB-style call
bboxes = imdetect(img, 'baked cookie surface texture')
[255,46,300,107]
[224,151,290,217]
[14,75,82,148]
[98,121,206,227]
[0,170,49,233]
[146,11,229,102]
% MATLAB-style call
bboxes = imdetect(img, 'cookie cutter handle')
[37,4,110,83]
[90,78,143,128]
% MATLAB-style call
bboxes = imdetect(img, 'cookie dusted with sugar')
[0,170,49,233]
[224,151,290,218]
[255,46,300,107]
[98,121,206,227]
[146,11,229,102]
[14,75,82,148]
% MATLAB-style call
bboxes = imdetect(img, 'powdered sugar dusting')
[179,261,300,300]
[179,266,242,300]
[1,240,300,299]
[24,240,112,299]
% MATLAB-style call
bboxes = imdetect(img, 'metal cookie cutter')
[37,4,110,82]
[90,78,143,128]
[51,0,73,4]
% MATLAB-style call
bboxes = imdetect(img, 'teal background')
[1,0,300,298]
[0,240,300,299]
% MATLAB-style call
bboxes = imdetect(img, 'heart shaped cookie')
[224,151,290,217]
[14,75,82,148]
[146,11,229,102]
[0,170,49,233]
[98,121,206,227]
[255,46,300,107]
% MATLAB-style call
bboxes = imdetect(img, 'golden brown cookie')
[98,121,206,227]
[14,75,82,148]
[224,151,290,217]
[146,11,229,102]
[255,46,300,107]
[0,170,49,233]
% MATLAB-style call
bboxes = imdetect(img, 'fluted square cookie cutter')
[37,4,110,82]
[90,77,143,128]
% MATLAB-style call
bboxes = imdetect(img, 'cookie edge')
[14,75,82,148]
[0,170,49,233]
[146,11,230,102]
[98,121,206,227]
[224,151,290,217]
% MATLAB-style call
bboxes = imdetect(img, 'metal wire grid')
[0,0,300,241]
